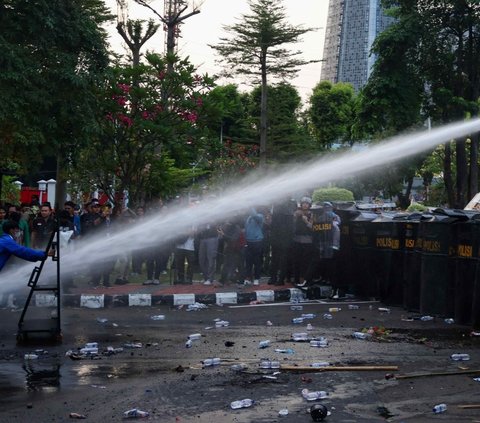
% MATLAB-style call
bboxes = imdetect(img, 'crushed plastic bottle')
[432,403,447,414]
[323,313,333,320]
[301,313,316,319]
[186,302,208,311]
[301,388,328,400]
[450,353,470,361]
[310,338,328,348]
[80,342,99,354]
[203,357,221,366]
[188,333,202,340]
[348,304,360,310]
[185,339,193,348]
[123,408,149,418]
[444,318,454,324]
[292,317,304,324]
[352,332,370,340]
[230,399,254,409]
[292,332,309,341]
[278,408,289,416]
[420,315,434,321]
[378,307,391,313]
[150,315,165,320]
[215,320,230,328]
[259,340,271,349]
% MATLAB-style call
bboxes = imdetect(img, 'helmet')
[301,196,312,205]
[310,404,328,421]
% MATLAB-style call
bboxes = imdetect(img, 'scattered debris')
[377,406,395,418]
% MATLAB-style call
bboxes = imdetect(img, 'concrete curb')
[1,286,334,309]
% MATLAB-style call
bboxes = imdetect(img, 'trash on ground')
[80,342,99,354]
[311,362,330,368]
[328,307,341,312]
[278,408,289,416]
[123,408,150,418]
[224,341,235,347]
[231,363,248,372]
[259,360,280,369]
[188,333,202,340]
[24,353,39,360]
[322,313,333,320]
[444,318,454,324]
[306,323,313,331]
[150,315,165,320]
[96,317,108,324]
[275,348,294,354]
[432,403,447,413]
[185,339,193,348]
[302,388,328,400]
[259,340,270,348]
[230,399,254,409]
[348,304,360,310]
[69,412,87,419]
[203,357,221,367]
[215,320,229,328]
[123,342,142,349]
[451,353,470,361]
[290,305,303,311]
[310,338,328,348]
[292,317,305,324]
[292,332,309,341]
[378,307,391,313]
[301,313,316,319]
[352,331,370,340]
[266,320,273,326]
[420,315,434,321]
[186,302,208,311]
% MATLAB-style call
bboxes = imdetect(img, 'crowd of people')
[0,194,342,290]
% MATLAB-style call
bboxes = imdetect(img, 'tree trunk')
[469,133,478,201]
[444,142,454,207]
[259,53,268,167]
[455,138,468,208]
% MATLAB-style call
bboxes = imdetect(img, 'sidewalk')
[2,279,334,309]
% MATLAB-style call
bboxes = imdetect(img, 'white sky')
[105,0,330,102]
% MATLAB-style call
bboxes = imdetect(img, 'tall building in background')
[321,0,395,92]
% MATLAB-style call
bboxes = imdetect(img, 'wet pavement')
[1,301,480,422]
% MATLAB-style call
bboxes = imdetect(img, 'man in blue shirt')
[0,221,46,271]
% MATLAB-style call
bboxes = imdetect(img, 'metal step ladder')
[17,226,61,343]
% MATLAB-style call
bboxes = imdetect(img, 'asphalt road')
[0,301,479,422]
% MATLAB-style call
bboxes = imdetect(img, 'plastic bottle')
[96,317,108,323]
[301,389,328,400]
[274,348,295,354]
[230,399,254,409]
[69,413,87,419]
[352,332,369,340]
[301,313,316,319]
[231,363,248,372]
[310,339,328,348]
[444,318,454,324]
[290,305,303,311]
[432,403,447,413]
[328,307,341,312]
[292,332,309,341]
[378,307,391,313]
[259,360,280,369]
[306,323,313,331]
[150,315,165,320]
[215,320,229,328]
[278,409,289,416]
[450,353,470,361]
[258,340,270,349]
[123,409,150,418]
[348,304,360,310]
[323,313,333,320]
[420,315,434,321]
[188,333,202,340]
[24,354,39,360]
[203,357,221,366]
[185,339,192,348]
[311,361,330,368]
[292,317,304,324]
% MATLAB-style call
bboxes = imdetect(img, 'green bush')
[406,203,428,212]
[312,187,354,203]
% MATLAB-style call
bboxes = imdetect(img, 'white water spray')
[1,119,479,293]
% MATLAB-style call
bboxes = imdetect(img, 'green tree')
[249,83,315,160]
[0,0,112,204]
[309,81,357,149]
[72,54,216,206]
[211,0,316,166]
